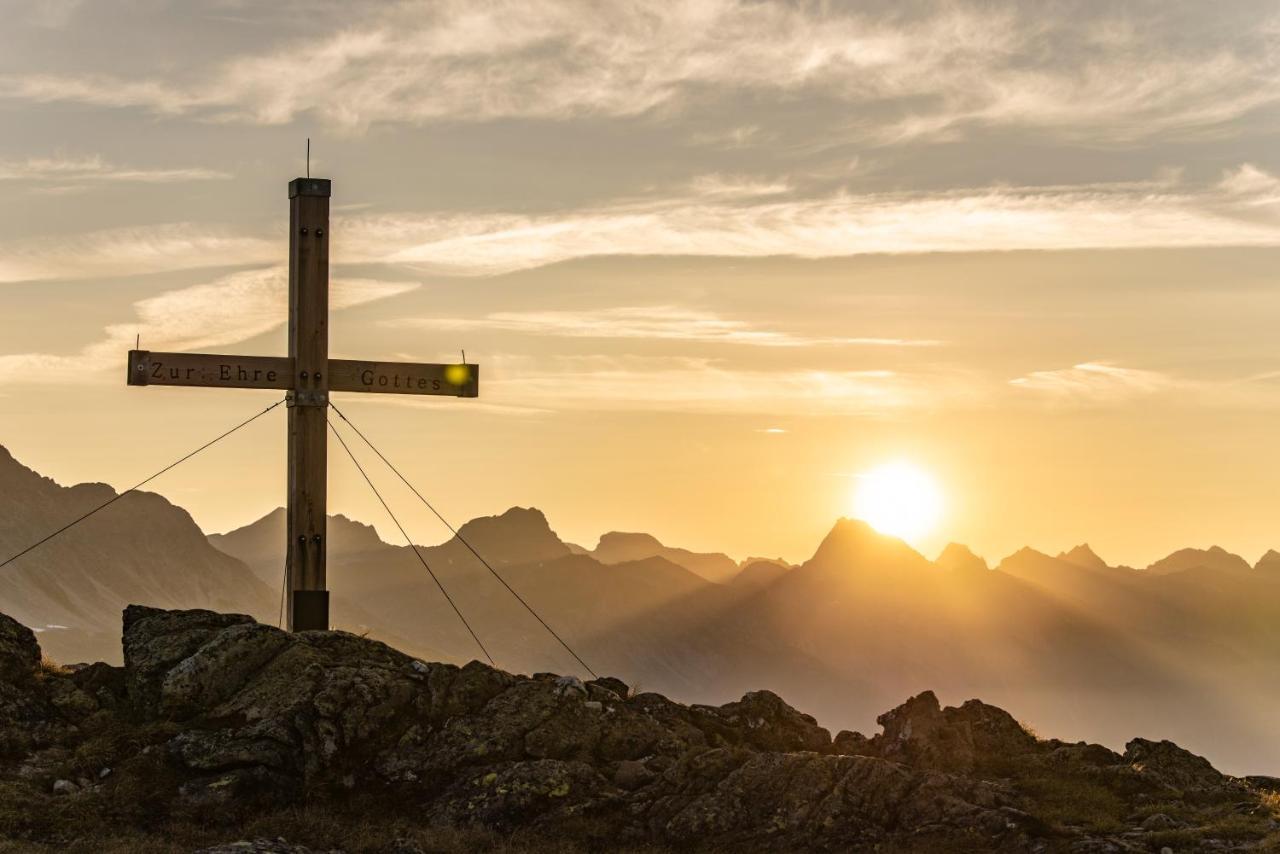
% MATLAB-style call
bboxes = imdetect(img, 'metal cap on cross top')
[288,178,331,198]
[125,177,480,633]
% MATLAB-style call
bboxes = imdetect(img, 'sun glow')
[851,461,944,544]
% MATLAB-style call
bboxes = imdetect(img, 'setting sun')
[851,461,944,543]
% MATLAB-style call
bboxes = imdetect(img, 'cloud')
[102,267,417,354]
[327,351,938,418]
[0,2,1274,144]
[5,165,1280,283]
[1217,164,1280,216]
[388,306,940,348]
[329,395,551,417]
[1236,369,1280,385]
[0,155,229,185]
[0,267,418,384]
[342,168,1280,275]
[1005,361,1280,409]
[25,0,83,28]
[456,355,1280,416]
[469,354,966,415]
[1009,362,1177,403]
[688,174,793,200]
[0,225,276,283]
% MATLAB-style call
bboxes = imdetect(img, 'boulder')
[122,605,256,713]
[194,841,322,854]
[45,677,98,721]
[0,615,52,758]
[833,729,872,755]
[710,689,832,753]
[179,766,302,807]
[871,690,1036,772]
[427,758,611,829]
[948,698,1038,757]
[0,612,39,683]
[1246,774,1280,792]
[553,674,586,698]
[159,622,291,718]
[641,748,1024,848]
[588,676,631,699]
[68,661,127,711]
[874,690,970,770]
[1124,738,1225,791]
[613,758,656,790]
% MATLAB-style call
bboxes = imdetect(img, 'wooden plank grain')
[286,178,330,631]
[328,359,479,397]
[126,350,293,390]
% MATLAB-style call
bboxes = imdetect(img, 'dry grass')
[0,816,680,854]
[1197,813,1271,842]
[0,795,684,854]
[1023,775,1127,834]
[970,752,1126,833]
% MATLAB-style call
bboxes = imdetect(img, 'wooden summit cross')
[126,177,478,631]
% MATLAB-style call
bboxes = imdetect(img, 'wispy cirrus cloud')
[476,354,942,415]
[0,224,276,284]
[1007,360,1280,410]
[0,1,1274,145]
[103,267,418,355]
[388,306,940,348]
[25,0,83,28]
[686,174,793,200]
[0,267,418,384]
[0,155,229,185]
[343,167,1280,275]
[1009,362,1177,403]
[5,165,1280,283]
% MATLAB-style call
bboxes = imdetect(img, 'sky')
[1,0,1279,568]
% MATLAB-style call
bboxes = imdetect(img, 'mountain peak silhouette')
[935,542,988,572]
[999,546,1052,565]
[1256,549,1280,572]
[1146,545,1251,576]
[592,530,739,583]
[806,518,930,572]
[210,506,391,563]
[595,531,665,554]
[1057,543,1108,569]
[452,506,570,566]
[0,442,66,492]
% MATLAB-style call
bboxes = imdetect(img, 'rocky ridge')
[0,607,1277,853]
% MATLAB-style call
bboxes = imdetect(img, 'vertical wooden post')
[286,177,331,631]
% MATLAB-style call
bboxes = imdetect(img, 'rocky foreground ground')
[0,607,1277,853]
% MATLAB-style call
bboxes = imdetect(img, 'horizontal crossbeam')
[328,359,478,398]
[126,350,479,397]
[128,351,291,389]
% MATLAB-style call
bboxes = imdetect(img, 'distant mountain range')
[0,445,275,663]
[1,442,1278,775]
